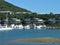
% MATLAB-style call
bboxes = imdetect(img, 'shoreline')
[13,37,60,43]
[46,26,60,29]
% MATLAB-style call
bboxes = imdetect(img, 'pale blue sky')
[5,0,60,14]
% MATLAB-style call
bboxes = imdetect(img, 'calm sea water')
[0,29,60,45]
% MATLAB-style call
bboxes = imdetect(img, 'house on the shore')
[8,18,22,25]
[55,18,60,24]
[8,18,23,29]
[23,18,46,29]
[0,18,24,29]
[32,18,46,29]
[48,18,56,24]
[0,17,46,29]
[23,18,31,29]
[48,18,60,24]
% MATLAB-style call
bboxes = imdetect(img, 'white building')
[33,18,46,29]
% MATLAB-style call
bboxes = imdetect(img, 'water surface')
[0,29,60,45]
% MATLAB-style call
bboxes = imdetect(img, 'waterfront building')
[23,18,46,29]
[8,18,22,25]
[48,18,56,24]
[33,18,46,29]
[9,18,24,29]
[0,17,46,30]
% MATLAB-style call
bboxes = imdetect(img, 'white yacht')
[36,25,46,29]
[24,25,30,29]
[10,24,24,29]
[0,24,13,31]
[0,27,13,31]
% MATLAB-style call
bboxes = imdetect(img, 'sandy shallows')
[12,37,60,43]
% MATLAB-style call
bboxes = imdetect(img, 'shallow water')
[0,42,60,45]
[0,29,60,45]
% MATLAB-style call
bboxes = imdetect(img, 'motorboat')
[0,25,13,31]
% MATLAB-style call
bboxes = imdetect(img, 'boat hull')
[0,27,13,31]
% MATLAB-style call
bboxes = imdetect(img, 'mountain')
[0,0,31,12]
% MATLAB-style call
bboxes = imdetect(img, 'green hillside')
[0,0,60,27]
[0,0,30,12]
